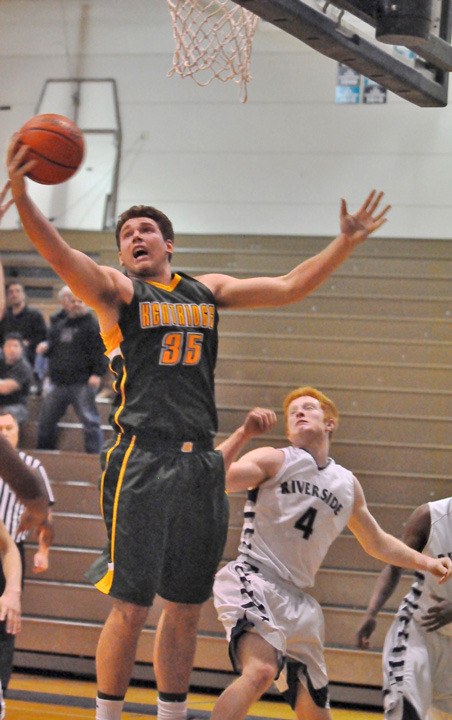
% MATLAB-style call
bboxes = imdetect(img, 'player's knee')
[161,600,203,624]
[243,659,277,694]
[111,599,149,630]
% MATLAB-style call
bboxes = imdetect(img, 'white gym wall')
[0,0,451,239]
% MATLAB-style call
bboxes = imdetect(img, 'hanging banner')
[336,63,387,104]
[363,77,387,104]
[335,63,361,104]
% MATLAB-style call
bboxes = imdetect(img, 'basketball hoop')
[166,0,259,102]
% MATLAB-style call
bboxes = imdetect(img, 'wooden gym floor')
[6,673,383,719]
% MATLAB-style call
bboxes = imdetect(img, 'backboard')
[233,0,452,106]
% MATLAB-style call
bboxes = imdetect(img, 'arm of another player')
[32,511,54,574]
[0,435,49,529]
[6,140,131,321]
[216,407,277,472]
[216,408,283,493]
[0,180,14,321]
[0,520,22,635]
[348,480,451,580]
[356,503,431,649]
[198,191,390,308]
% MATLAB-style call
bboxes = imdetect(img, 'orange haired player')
[211,388,452,720]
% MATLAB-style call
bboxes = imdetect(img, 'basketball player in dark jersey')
[7,139,390,720]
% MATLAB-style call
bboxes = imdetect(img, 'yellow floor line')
[8,674,383,719]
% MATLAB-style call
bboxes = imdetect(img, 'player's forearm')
[1,541,22,594]
[0,436,48,502]
[282,232,358,303]
[13,191,115,309]
[363,564,402,618]
[13,190,75,271]
[216,425,253,472]
[364,530,433,573]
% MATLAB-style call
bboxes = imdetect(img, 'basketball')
[17,113,85,185]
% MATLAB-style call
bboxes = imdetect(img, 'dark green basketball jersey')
[103,272,219,441]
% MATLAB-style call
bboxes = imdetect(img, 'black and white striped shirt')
[0,451,54,542]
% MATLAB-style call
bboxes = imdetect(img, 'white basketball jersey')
[238,446,355,589]
[411,497,452,637]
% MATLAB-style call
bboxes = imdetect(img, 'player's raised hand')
[242,407,277,439]
[6,135,35,197]
[340,190,391,245]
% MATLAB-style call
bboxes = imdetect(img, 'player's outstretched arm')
[349,483,451,581]
[356,503,432,648]
[6,138,128,318]
[0,521,22,635]
[0,435,49,529]
[199,190,391,309]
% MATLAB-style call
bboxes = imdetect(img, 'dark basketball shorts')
[85,432,228,606]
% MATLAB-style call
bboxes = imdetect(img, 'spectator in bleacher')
[33,285,73,393]
[0,333,33,425]
[0,409,54,709]
[210,389,452,720]
[36,286,107,454]
[356,496,452,720]
[0,282,47,368]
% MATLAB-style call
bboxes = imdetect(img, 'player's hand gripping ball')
[17,113,85,185]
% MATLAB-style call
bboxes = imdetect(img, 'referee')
[0,410,54,697]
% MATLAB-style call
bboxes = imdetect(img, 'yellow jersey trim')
[95,434,136,596]
[145,273,182,292]
[113,363,127,433]
[99,433,122,519]
[95,568,114,595]
[111,435,136,563]
[101,324,124,356]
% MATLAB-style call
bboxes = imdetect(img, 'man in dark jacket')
[0,333,33,424]
[0,282,47,367]
[36,286,108,454]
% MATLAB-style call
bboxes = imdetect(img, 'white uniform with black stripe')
[382,497,452,720]
[0,451,54,540]
[213,446,355,704]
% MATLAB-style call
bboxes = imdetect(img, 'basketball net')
[166,0,259,102]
